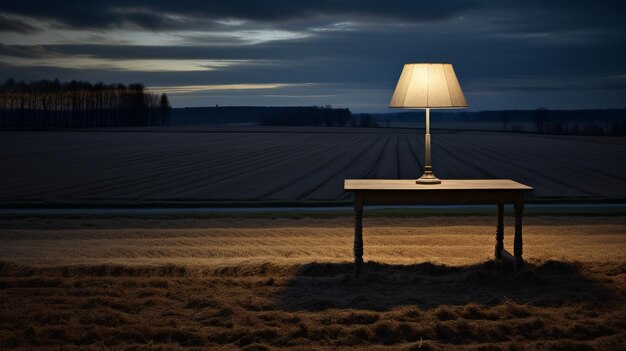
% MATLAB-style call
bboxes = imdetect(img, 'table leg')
[514,198,524,270]
[354,194,364,276]
[495,203,504,259]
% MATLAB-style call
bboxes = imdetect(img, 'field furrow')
[0,127,624,202]
[298,134,386,200]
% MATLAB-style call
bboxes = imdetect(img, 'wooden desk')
[344,179,533,275]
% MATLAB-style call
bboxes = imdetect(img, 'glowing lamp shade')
[389,63,467,184]
[389,63,467,109]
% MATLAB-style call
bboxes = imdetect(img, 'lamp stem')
[416,107,441,184]
[425,107,431,168]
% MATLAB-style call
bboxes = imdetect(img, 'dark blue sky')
[1,1,625,112]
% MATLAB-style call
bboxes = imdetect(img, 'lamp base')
[416,170,441,184]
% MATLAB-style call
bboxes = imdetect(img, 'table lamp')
[389,63,468,184]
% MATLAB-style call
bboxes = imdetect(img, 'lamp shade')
[389,63,467,109]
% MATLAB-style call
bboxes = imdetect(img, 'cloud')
[0,43,57,58]
[0,53,252,72]
[2,1,625,37]
[0,14,39,33]
[0,1,476,30]
[147,83,316,94]
[0,1,624,110]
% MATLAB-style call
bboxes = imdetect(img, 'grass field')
[1,215,625,350]
[1,126,625,205]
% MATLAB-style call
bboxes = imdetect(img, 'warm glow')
[389,63,468,109]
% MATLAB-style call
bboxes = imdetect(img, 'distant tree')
[550,121,563,134]
[338,112,347,127]
[609,121,626,136]
[359,114,378,128]
[511,124,524,132]
[534,107,548,134]
[258,106,351,127]
[583,122,604,136]
[337,108,350,127]
[502,111,509,131]
[160,93,172,125]
[324,106,334,126]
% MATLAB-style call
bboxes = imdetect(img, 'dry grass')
[1,216,625,266]
[1,216,625,350]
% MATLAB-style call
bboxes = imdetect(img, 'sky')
[0,1,625,112]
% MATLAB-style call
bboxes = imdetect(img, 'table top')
[344,179,533,191]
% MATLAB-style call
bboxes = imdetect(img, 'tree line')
[259,106,352,127]
[0,79,171,129]
[371,109,626,136]
[528,108,626,136]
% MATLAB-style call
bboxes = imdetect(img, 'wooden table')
[344,179,533,275]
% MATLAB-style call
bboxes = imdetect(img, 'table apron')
[356,190,525,205]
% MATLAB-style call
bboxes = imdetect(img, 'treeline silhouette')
[173,106,353,127]
[370,109,626,136]
[0,79,171,129]
[260,106,352,126]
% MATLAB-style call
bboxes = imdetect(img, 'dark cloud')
[481,0,626,33]
[0,44,59,58]
[2,0,625,35]
[0,1,478,30]
[0,14,38,33]
[0,1,624,111]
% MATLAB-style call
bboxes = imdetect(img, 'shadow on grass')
[279,260,616,311]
